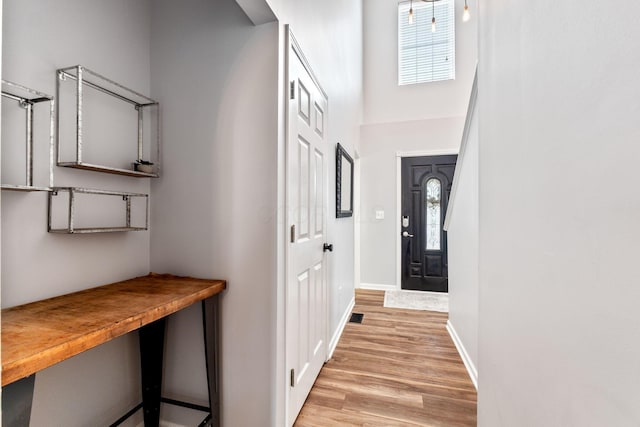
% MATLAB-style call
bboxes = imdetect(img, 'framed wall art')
[336,143,354,218]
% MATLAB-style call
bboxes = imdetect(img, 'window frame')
[398,0,456,86]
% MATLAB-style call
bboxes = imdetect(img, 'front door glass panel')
[425,178,441,250]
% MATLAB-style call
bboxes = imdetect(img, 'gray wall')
[359,0,477,288]
[445,95,478,385]
[478,1,640,425]
[2,1,151,425]
[1,0,3,325]
[1,0,363,425]
[359,118,463,288]
[149,0,279,425]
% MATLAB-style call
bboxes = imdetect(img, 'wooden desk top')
[1,273,226,387]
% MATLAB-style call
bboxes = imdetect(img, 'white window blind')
[398,0,456,85]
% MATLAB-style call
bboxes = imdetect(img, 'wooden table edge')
[1,275,226,387]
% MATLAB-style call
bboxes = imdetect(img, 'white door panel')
[286,35,328,427]
[314,149,324,237]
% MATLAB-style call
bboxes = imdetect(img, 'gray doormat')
[383,289,449,312]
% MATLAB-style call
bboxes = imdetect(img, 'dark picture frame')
[336,143,354,218]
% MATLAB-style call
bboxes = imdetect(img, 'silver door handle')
[402,231,414,238]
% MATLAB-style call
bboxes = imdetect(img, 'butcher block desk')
[1,273,226,427]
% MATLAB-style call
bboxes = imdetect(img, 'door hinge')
[290,368,295,387]
[290,224,296,243]
[290,81,296,100]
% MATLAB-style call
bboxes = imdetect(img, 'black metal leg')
[202,296,220,427]
[139,318,166,427]
[2,375,35,427]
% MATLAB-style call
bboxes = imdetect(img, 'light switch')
[375,210,385,220]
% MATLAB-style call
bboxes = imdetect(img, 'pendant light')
[409,0,414,24]
[431,0,436,33]
[406,0,471,28]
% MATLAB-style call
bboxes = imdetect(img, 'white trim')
[276,23,288,427]
[398,0,456,86]
[233,0,277,25]
[444,65,478,231]
[395,149,459,159]
[354,155,361,301]
[446,320,478,390]
[327,296,355,359]
[288,30,328,101]
[357,282,396,291]
[395,149,459,289]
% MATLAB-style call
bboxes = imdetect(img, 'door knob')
[402,231,414,238]
[323,243,333,252]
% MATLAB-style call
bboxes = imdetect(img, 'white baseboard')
[357,282,396,291]
[446,320,478,390]
[327,296,355,359]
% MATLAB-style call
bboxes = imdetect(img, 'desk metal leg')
[2,375,35,427]
[202,295,220,427]
[139,318,166,427]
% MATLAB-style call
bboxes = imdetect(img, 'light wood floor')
[294,289,477,427]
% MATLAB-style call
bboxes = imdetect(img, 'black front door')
[401,155,457,292]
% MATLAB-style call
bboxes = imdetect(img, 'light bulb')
[432,16,436,33]
[409,8,414,24]
[463,4,470,22]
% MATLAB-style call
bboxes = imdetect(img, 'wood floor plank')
[294,289,477,426]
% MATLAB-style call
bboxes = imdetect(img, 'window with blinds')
[398,0,456,85]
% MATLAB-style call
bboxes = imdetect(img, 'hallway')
[294,290,477,426]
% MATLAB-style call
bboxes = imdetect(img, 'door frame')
[283,26,330,427]
[353,150,361,295]
[395,149,458,290]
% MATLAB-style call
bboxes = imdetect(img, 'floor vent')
[349,313,364,324]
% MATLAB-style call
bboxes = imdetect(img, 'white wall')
[2,1,151,425]
[359,0,476,288]
[265,0,363,335]
[149,1,278,426]
[445,90,478,385]
[363,0,477,125]
[478,1,640,425]
[261,2,364,424]
[359,118,463,287]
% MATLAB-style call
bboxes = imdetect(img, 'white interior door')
[286,34,328,427]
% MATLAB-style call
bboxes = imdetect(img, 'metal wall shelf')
[56,161,158,178]
[1,80,55,191]
[48,187,149,234]
[1,184,52,192]
[56,65,160,178]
